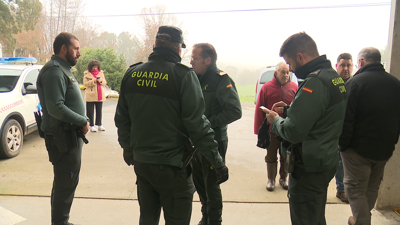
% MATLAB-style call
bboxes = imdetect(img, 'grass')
[236,84,256,103]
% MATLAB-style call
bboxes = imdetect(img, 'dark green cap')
[156,26,186,48]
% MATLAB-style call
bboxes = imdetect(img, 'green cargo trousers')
[49,138,83,225]
[192,140,227,225]
[134,161,195,225]
[288,164,337,225]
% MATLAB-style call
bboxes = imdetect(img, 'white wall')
[376,0,400,210]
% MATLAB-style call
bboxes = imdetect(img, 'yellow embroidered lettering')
[162,74,169,81]
[332,77,344,86]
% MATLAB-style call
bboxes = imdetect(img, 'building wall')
[376,0,400,210]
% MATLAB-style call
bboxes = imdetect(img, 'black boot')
[266,162,277,191]
[279,157,288,190]
[198,218,208,225]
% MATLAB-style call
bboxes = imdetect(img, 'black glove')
[257,118,270,149]
[123,150,134,166]
[214,164,229,184]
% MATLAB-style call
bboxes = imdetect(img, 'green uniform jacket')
[114,47,223,168]
[37,55,87,131]
[197,63,242,141]
[271,55,347,172]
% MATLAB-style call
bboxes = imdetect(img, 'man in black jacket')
[115,26,228,225]
[339,47,400,225]
[190,43,241,225]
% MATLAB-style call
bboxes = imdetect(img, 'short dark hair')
[279,32,319,59]
[53,32,79,55]
[87,60,101,71]
[193,43,217,63]
[155,34,181,51]
[358,47,381,63]
[337,53,352,63]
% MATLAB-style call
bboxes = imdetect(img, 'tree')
[74,47,127,92]
[0,0,42,54]
[13,21,46,62]
[40,0,84,59]
[135,4,186,62]
[224,66,239,81]
[73,17,98,49]
[92,31,117,49]
[236,68,260,86]
[116,32,141,66]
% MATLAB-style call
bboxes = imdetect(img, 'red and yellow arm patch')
[226,84,232,88]
[302,86,313,94]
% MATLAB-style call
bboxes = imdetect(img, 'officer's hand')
[214,164,229,184]
[123,151,134,166]
[271,101,287,113]
[82,121,90,135]
[265,109,279,124]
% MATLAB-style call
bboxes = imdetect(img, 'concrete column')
[376,0,400,209]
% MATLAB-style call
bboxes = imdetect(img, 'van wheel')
[0,119,23,158]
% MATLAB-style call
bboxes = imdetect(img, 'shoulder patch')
[176,62,191,70]
[53,60,60,66]
[308,69,321,76]
[129,62,143,67]
[219,71,227,76]
[302,86,313,94]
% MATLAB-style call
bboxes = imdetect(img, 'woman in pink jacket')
[83,60,107,132]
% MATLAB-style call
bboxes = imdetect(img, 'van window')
[260,71,274,84]
[24,69,39,84]
[0,69,22,92]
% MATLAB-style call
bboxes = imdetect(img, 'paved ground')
[1,100,399,224]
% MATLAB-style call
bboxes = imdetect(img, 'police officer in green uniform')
[265,32,347,225]
[37,32,89,225]
[190,43,242,225]
[114,26,229,225]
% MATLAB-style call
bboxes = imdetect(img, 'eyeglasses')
[355,58,364,69]
[190,57,203,62]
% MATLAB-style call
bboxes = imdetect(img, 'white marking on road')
[0,206,26,225]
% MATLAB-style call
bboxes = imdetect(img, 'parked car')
[254,66,299,104]
[0,57,42,158]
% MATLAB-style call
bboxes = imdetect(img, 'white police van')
[0,57,42,158]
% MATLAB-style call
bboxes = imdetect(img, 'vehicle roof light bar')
[0,57,38,65]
